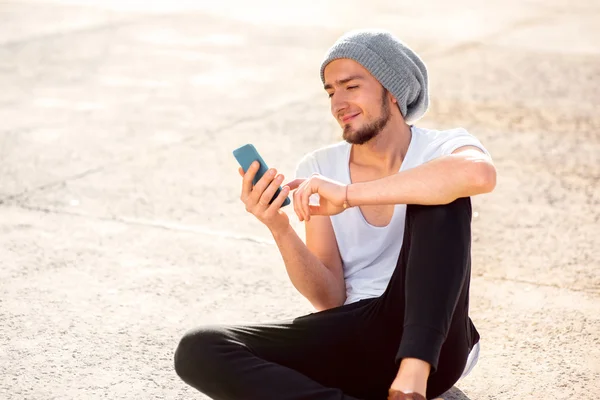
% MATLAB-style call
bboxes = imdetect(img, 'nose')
[331,92,349,117]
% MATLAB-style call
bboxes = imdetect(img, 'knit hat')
[320,29,429,123]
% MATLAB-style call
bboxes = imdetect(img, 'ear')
[386,90,397,104]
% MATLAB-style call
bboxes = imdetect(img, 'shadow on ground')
[440,386,471,400]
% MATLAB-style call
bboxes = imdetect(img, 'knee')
[173,327,228,382]
[411,197,471,226]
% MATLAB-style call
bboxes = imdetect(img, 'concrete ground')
[1,0,598,399]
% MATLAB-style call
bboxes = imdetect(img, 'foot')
[387,389,427,400]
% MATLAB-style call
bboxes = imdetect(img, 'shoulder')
[411,126,489,159]
[295,141,349,177]
[413,125,473,143]
[301,141,349,163]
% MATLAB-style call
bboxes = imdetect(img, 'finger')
[241,161,260,199]
[259,174,284,208]
[283,178,306,191]
[301,181,312,221]
[238,167,244,177]
[250,167,277,204]
[293,186,304,221]
[296,180,310,221]
[267,184,291,211]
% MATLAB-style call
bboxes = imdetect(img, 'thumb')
[284,178,306,191]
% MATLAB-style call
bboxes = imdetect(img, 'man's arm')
[238,162,346,311]
[270,217,346,311]
[348,146,496,206]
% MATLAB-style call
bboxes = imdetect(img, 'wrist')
[345,183,358,208]
[269,222,293,240]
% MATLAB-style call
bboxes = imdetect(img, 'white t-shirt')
[295,126,490,305]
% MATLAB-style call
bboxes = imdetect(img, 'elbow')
[312,300,342,312]
[311,288,346,312]
[470,162,496,194]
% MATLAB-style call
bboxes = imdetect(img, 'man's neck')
[350,120,412,173]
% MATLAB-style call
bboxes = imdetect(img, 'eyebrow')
[323,75,364,90]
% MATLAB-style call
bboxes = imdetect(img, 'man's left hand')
[285,174,348,222]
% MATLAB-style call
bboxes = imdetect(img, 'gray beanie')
[320,29,429,123]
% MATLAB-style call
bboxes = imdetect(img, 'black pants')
[174,198,480,400]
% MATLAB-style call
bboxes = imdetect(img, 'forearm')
[348,152,496,206]
[270,225,346,310]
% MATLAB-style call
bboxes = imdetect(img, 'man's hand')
[285,174,348,222]
[238,161,291,234]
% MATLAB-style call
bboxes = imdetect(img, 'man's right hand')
[238,161,291,234]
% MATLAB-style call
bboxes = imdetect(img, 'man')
[174,29,495,400]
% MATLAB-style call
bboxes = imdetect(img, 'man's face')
[323,59,392,145]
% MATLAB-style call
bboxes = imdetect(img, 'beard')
[342,89,391,145]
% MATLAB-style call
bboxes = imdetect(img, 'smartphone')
[232,144,291,208]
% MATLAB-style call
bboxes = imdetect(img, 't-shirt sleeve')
[294,153,322,205]
[428,128,491,160]
[295,153,321,179]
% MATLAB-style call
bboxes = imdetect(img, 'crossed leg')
[175,298,378,400]
[174,198,477,400]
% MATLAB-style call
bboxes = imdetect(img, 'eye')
[347,85,358,90]
[327,92,334,98]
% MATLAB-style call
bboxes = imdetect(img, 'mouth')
[341,113,360,123]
